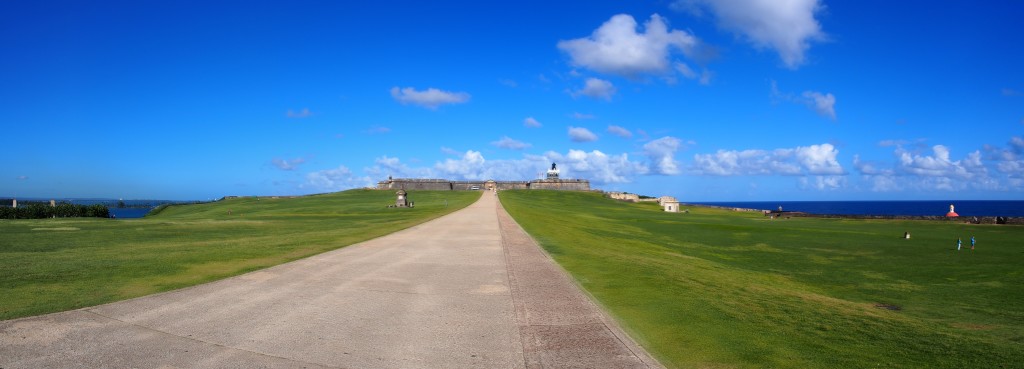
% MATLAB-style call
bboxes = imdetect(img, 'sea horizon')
[688,200,1024,217]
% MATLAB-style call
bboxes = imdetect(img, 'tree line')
[0,202,110,219]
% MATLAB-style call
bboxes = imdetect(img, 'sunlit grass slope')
[499,190,1024,369]
[0,189,479,320]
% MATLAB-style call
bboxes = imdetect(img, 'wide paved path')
[1,192,661,368]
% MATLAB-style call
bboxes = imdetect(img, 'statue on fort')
[551,162,557,171]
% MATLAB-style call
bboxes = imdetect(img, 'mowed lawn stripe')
[0,189,479,320]
[499,190,1024,369]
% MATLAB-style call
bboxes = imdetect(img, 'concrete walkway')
[1,192,661,368]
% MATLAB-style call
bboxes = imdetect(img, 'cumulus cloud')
[491,136,531,150]
[361,149,652,185]
[366,155,434,179]
[675,0,826,68]
[692,143,844,176]
[607,125,633,138]
[390,86,470,109]
[801,91,836,120]
[856,141,1003,193]
[643,136,683,175]
[549,150,648,183]
[800,176,846,190]
[568,126,599,142]
[879,139,908,148]
[772,80,837,120]
[524,117,542,128]
[572,78,617,100]
[1011,136,1024,154]
[895,145,985,178]
[674,62,713,85]
[271,157,307,171]
[795,144,844,174]
[286,108,313,118]
[558,14,697,77]
[303,165,374,191]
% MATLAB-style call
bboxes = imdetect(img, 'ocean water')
[7,198,198,219]
[689,200,1024,217]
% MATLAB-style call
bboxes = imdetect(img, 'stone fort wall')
[377,178,590,191]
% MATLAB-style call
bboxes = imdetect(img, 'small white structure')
[663,199,680,213]
[658,196,677,206]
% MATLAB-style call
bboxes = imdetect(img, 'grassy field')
[499,190,1024,369]
[0,189,479,320]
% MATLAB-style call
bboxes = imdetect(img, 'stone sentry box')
[395,189,409,207]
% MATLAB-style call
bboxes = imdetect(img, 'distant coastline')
[0,198,205,219]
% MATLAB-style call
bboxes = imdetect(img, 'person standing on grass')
[958,237,962,251]
[971,235,976,251]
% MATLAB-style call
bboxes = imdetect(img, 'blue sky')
[3,1,1023,201]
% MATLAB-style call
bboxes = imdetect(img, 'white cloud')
[558,14,697,77]
[572,112,596,120]
[699,69,713,85]
[675,62,713,85]
[365,155,434,179]
[548,150,648,183]
[607,125,632,138]
[304,165,373,191]
[675,62,698,79]
[855,141,1005,193]
[799,176,846,190]
[440,146,460,156]
[572,78,617,100]
[771,80,837,120]
[568,126,599,142]
[879,139,908,147]
[491,136,531,150]
[692,143,843,176]
[643,136,683,175]
[895,145,982,178]
[801,91,836,120]
[676,0,826,68]
[852,155,890,176]
[524,117,542,128]
[286,108,313,118]
[362,149,650,185]
[390,86,470,109]
[1011,136,1024,153]
[794,144,844,175]
[271,157,307,171]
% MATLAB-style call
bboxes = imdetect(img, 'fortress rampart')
[377,178,590,191]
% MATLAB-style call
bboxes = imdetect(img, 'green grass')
[0,189,479,320]
[499,190,1024,369]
